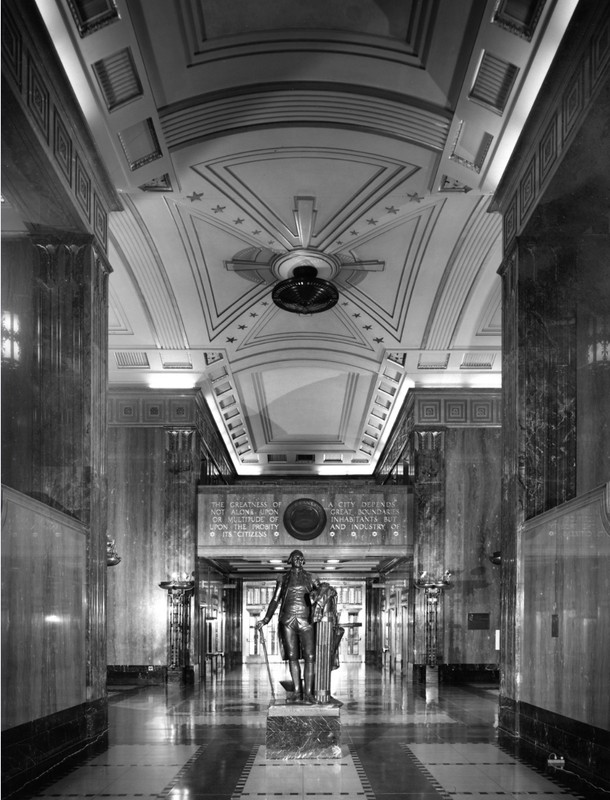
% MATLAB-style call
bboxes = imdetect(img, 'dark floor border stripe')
[159,744,208,796]
[231,744,259,799]
[399,744,452,800]
[348,743,376,800]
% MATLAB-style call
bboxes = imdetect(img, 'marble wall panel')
[86,254,109,700]
[444,428,502,665]
[1,488,87,729]
[106,427,168,666]
[520,484,610,730]
[1,239,36,493]
[412,431,445,665]
[498,247,522,707]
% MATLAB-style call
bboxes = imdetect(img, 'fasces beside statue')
[256,549,344,706]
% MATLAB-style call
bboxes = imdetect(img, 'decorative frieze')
[1,3,122,251]
[108,392,196,426]
[491,4,610,247]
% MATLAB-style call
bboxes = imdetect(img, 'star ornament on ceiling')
[187,191,203,202]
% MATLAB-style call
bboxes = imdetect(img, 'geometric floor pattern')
[402,743,584,800]
[20,664,593,800]
[232,744,374,800]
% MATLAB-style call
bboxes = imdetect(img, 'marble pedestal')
[266,702,341,759]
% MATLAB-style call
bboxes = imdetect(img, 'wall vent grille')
[418,353,450,370]
[461,352,496,369]
[93,48,142,110]
[118,118,162,171]
[115,351,149,368]
[470,51,519,112]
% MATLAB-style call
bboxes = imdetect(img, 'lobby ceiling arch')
[34,0,577,474]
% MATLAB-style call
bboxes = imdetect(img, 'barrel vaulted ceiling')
[36,0,577,475]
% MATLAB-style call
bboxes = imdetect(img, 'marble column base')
[266,702,341,759]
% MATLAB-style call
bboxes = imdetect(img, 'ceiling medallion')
[272,264,339,314]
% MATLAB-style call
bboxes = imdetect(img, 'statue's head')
[287,549,305,566]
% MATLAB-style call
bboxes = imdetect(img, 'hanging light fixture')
[272,265,339,314]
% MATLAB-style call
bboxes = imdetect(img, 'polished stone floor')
[21,663,597,800]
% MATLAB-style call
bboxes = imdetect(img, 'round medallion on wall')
[283,498,327,541]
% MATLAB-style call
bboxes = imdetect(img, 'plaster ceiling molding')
[423,196,502,351]
[173,0,438,66]
[474,279,503,338]
[151,0,480,111]
[108,284,133,336]
[110,196,188,350]
[190,147,422,252]
[165,200,275,339]
[159,91,451,152]
[336,202,446,340]
[234,303,375,355]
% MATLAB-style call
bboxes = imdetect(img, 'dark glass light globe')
[272,265,339,314]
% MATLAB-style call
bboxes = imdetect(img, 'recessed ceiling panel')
[237,364,374,451]
[198,1,415,40]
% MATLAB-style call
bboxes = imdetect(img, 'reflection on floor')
[19,664,597,800]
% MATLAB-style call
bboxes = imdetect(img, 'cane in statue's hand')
[257,620,276,700]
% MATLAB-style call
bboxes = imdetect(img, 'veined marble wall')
[493,2,610,788]
[106,427,168,667]
[106,389,234,680]
[444,428,502,666]
[106,424,200,675]
[1,488,87,729]
[520,485,610,729]
[412,426,502,668]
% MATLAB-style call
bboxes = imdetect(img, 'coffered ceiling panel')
[34,0,578,474]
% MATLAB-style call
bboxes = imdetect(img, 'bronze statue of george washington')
[256,549,320,704]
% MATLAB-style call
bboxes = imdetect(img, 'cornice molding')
[1,0,123,252]
[159,85,451,152]
[490,2,610,249]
